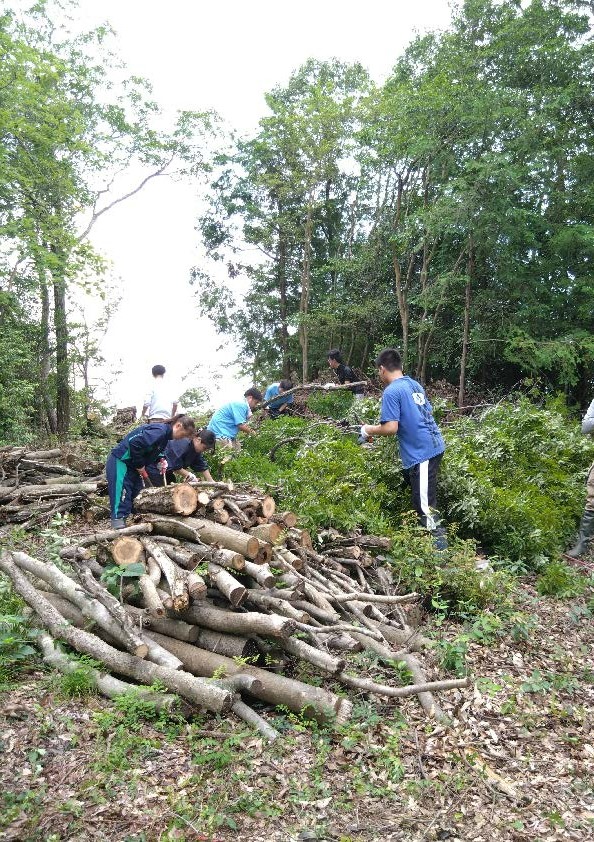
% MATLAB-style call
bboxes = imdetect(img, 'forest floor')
[1,552,593,842]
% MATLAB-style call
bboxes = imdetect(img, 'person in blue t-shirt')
[264,379,294,419]
[146,428,216,486]
[106,414,195,529]
[207,388,263,449]
[359,348,447,549]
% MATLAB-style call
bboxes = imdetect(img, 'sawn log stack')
[1,478,470,740]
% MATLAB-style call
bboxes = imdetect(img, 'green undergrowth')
[210,394,593,578]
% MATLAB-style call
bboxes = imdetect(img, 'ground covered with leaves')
[1,575,592,842]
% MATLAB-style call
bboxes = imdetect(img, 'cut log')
[242,560,276,588]
[249,523,283,544]
[146,557,162,586]
[255,543,273,564]
[271,511,298,529]
[286,528,313,550]
[141,538,188,612]
[126,605,199,642]
[73,523,153,548]
[110,537,145,567]
[146,632,352,724]
[134,484,198,516]
[59,545,92,561]
[38,633,181,712]
[0,557,232,713]
[138,574,165,617]
[210,509,230,525]
[192,628,256,659]
[245,591,310,623]
[232,700,279,742]
[11,551,148,658]
[281,637,345,674]
[186,571,207,600]
[139,514,260,559]
[208,563,246,607]
[177,602,295,639]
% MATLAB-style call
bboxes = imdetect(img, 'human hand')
[138,467,149,481]
[324,383,334,391]
[357,425,370,445]
[157,458,168,475]
[185,472,198,483]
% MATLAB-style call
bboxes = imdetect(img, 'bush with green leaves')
[437,397,594,567]
[306,389,354,419]
[0,577,39,685]
[536,560,587,599]
[385,514,512,618]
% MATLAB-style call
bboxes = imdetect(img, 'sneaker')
[110,518,126,530]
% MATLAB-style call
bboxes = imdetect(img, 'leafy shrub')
[536,560,586,599]
[437,397,594,566]
[385,514,512,617]
[0,577,39,685]
[306,389,353,419]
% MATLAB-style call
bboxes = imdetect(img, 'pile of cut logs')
[0,446,105,530]
[0,480,470,741]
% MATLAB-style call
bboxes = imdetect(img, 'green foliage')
[58,656,99,699]
[0,577,38,686]
[536,561,586,599]
[436,637,469,677]
[100,563,145,598]
[386,514,512,618]
[439,397,594,566]
[306,390,354,419]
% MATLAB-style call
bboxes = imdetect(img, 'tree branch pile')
[0,446,106,529]
[2,481,471,740]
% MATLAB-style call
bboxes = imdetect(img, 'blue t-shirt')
[264,383,294,410]
[380,376,445,469]
[207,400,250,439]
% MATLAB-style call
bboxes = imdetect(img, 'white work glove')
[357,425,370,445]
[157,458,168,475]
[185,472,198,483]
[324,383,334,390]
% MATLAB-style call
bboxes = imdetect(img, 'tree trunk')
[140,514,260,559]
[458,234,473,408]
[177,601,296,638]
[38,279,57,434]
[51,255,70,436]
[299,198,314,382]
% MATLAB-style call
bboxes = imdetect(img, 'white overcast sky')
[70,0,454,412]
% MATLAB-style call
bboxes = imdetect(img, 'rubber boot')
[565,509,594,558]
[110,518,126,530]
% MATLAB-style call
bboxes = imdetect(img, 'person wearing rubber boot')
[106,414,195,529]
[146,428,216,486]
[565,397,594,560]
[359,347,447,550]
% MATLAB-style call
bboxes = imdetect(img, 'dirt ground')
[1,575,593,842]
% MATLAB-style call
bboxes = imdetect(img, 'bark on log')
[11,551,148,658]
[110,537,145,567]
[232,700,279,742]
[0,482,97,503]
[177,602,296,639]
[281,636,345,674]
[249,523,282,544]
[242,560,275,588]
[59,545,92,561]
[208,563,246,607]
[146,557,162,586]
[134,484,198,516]
[0,557,232,713]
[146,632,352,724]
[139,514,260,559]
[245,591,310,623]
[186,572,207,600]
[270,511,298,529]
[255,543,273,564]
[69,525,154,551]
[192,628,256,659]
[142,538,188,612]
[139,574,165,617]
[38,633,181,712]
[126,605,200,642]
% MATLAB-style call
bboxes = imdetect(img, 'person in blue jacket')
[207,388,262,449]
[106,414,195,529]
[146,428,216,486]
[264,379,294,419]
[359,347,447,550]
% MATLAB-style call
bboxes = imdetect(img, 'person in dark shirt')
[327,349,364,399]
[146,428,216,486]
[106,414,195,528]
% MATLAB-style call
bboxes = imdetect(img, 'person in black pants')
[359,348,447,550]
